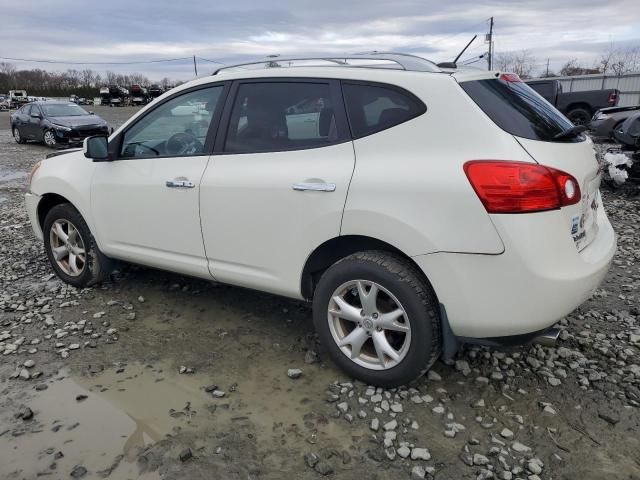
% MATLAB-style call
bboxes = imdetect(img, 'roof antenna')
[437,35,477,69]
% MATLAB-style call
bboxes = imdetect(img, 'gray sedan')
[590,105,640,141]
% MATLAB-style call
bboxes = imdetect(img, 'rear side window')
[224,82,343,153]
[460,78,578,142]
[342,82,426,138]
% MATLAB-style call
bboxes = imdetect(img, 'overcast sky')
[2,0,639,81]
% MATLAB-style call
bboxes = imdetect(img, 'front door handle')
[166,179,195,188]
[292,182,336,192]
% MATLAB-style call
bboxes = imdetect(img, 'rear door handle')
[292,182,336,192]
[166,179,195,188]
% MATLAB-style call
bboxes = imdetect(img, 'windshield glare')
[42,104,89,117]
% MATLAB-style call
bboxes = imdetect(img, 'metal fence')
[556,72,640,107]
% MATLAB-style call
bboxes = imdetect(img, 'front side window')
[342,82,426,138]
[120,86,223,158]
[224,82,340,153]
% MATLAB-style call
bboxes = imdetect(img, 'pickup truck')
[526,79,619,126]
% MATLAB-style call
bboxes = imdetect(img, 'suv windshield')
[460,77,580,142]
[42,104,89,117]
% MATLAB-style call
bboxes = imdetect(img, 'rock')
[336,402,349,413]
[35,384,48,391]
[304,350,319,364]
[15,406,34,421]
[76,394,88,402]
[598,409,620,425]
[287,368,303,379]
[511,441,531,453]
[473,453,490,465]
[68,343,80,350]
[314,461,333,475]
[390,403,403,413]
[427,370,442,381]
[411,465,426,479]
[500,428,514,439]
[179,448,192,462]
[138,296,145,303]
[19,369,30,380]
[411,447,431,461]
[383,419,397,431]
[23,359,35,368]
[304,452,319,468]
[397,446,411,458]
[211,390,225,398]
[432,405,445,414]
[528,459,543,474]
[70,465,87,478]
[548,377,562,387]
[370,418,380,432]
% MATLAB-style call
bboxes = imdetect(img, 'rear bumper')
[414,197,616,339]
[25,192,43,241]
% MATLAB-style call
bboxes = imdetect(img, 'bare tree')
[494,50,536,79]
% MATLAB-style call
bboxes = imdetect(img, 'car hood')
[48,115,107,127]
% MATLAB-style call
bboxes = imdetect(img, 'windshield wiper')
[552,124,587,140]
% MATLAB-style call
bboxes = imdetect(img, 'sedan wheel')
[49,219,87,277]
[328,279,411,370]
[13,127,25,144]
[43,129,57,147]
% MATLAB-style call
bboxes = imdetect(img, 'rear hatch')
[457,72,601,251]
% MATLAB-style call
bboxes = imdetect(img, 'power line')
[0,55,195,65]
[196,57,226,65]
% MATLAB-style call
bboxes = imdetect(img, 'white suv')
[25,54,616,386]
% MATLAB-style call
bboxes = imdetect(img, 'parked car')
[613,112,640,150]
[129,85,149,106]
[0,95,9,110]
[11,101,109,148]
[526,79,619,125]
[589,105,640,140]
[8,89,29,108]
[24,54,616,386]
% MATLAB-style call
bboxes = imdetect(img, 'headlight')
[52,124,71,131]
[28,160,42,186]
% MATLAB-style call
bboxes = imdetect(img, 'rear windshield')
[460,78,580,142]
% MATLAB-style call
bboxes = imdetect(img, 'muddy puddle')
[1,358,361,479]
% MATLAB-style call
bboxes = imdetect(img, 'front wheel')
[312,251,441,387]
[43,203,112,288]
[43,129,58,148]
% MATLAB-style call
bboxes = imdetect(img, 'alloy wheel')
[13,128,21,142]
[44,130,57,147]
[49,219,86,276]
[327,280,411,370]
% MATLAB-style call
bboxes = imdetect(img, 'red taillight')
[464,161,581,213]
[499,73,522,83]
[607,91,618,106]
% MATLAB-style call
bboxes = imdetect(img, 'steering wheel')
[166,132,203,155]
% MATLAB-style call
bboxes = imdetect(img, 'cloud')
[1,0,639,80]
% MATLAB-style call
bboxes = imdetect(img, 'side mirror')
[89,111,94,115]
[31,113,41,119]
[83,135,110,161]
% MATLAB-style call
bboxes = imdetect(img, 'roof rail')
[212,52,442,75]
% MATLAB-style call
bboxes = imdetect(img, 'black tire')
[12,127,26,144]
[567,108,591,126]
[43,203,112,288]
[312,251,441,387]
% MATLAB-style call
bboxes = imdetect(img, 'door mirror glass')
[30,112,41,119]
[84,135,109,161]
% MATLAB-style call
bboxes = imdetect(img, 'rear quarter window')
[460,78,580,142]
[342,82,426,139]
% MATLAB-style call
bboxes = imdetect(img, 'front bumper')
[53,126,109,145]
[25,192,43,241]
[414,198,616,339]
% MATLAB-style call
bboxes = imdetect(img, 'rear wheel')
[43,203,112,287]
[312,251,441,387]
[12,127,25,144]
[567,108,591,126]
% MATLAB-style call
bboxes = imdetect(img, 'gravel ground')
[1,106,639,480]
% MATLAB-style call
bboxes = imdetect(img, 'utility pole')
[545,58,550,77]
[193,55,198,77]
[487,17,494,70]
